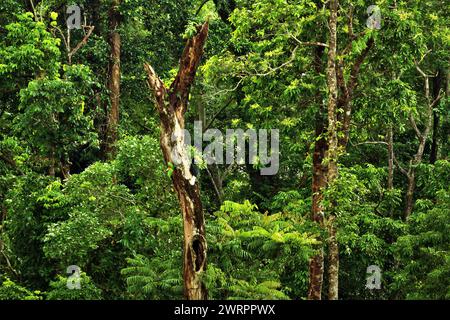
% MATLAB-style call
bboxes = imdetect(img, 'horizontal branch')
[353,141,388,147]
[289,34,328,48]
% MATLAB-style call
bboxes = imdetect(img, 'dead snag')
[144,22,209,300]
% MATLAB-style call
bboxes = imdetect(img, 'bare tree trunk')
[325,0,339,301]
[105,0,121,158]
[145,22,209,300]
[309,2,373,299]
[327,216,339,300]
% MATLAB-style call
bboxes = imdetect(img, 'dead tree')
[144,22,209,300]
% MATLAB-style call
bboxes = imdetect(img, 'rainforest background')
[0,0,449,300]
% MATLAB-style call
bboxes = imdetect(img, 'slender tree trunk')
[430,112,440,164]
[310,1,372,299]
[105,0,121,158]
[307,249,324,300]
[325,0,339,300]
[430,70,442,164]
[403,63,441,220]
[307,44,326,300]
[309,1,372,299]
[326,0,339,183]
[308,109,327,300]
[145,23,209,300]
[327,216,339,300]
[206,164,224,204]
[404,172,416,219]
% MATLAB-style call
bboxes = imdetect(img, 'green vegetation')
[0,0,448,300]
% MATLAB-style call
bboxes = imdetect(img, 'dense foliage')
[0,0,448,300]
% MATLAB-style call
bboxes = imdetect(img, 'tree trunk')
[325,0,339,301]
[307,249,324,300]
[307,45,326,300]
[207,164,225,205]
[327,216,339,300]
[308,109,328,300]
[105,0,121,158]
[430,70,442,164]
[310,1,372,299]
[326,0,339,183]
[403,63,440,220]
[145,22,209,300]
[404,172,415,219]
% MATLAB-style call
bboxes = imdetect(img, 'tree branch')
[338,37,374,147]
[289,33,329,48]
[409,113,423,140]
[393,152,409,177]
[68,26,95,64]
[170,22,209,115]
[195,0,210,15]
[144,63,167,107]
[204,97,234,132]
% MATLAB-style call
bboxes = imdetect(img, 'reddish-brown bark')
[105,0,122,157]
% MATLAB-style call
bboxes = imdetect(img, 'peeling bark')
[145,22,209,300]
